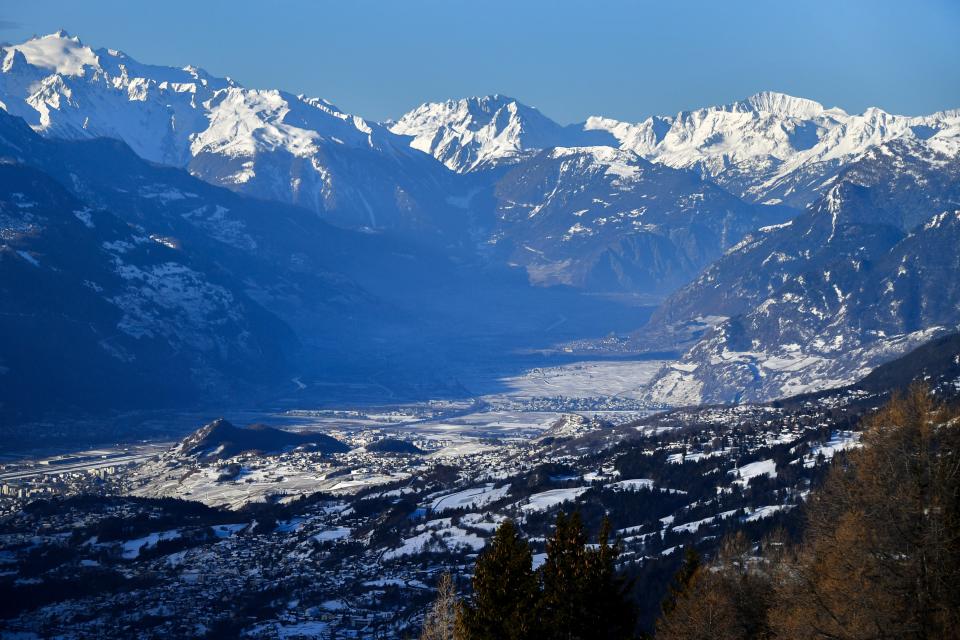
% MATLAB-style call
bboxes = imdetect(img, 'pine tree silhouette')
[540,512,636,639]
[457,519,539,640]
[457,513,639,639]
[588,516,638,639]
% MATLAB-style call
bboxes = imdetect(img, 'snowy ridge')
[546,145,644,181]
[644,138,960,405]
[588,92,960,206]
[3,31,960,403]
[5,29,98,76]
[0,31,449,232]
[398,90,960,207]
[0,31,389,159]
[389,94,615,172]
[738,91,827,119]
[3,31,957,231]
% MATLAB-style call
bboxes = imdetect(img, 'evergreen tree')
[588,516,638,639]
[540,512,637,640]
[457,519,539,640]
[457,513,639,639]
[539,511,591,639]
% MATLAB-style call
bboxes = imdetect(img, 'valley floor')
[0,357,671,511]
[0,352,914,638]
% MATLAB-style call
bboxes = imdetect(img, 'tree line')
[421,385,960,639]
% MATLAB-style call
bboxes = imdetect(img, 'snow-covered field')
[431,484,511,513]
[121,529,181,559]
[485,359,669,400]
[799,430,861,467]
[730,459,778,487]
[416,411,569,439]
[520,487,589,513]
[382,518,486,560]
[130,457,411,509]
[274,358,673,442]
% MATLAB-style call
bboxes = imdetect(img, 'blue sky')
[3,0,959,123]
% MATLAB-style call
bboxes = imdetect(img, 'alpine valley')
[1,29,959,640]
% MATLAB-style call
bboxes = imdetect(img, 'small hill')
[178,418,350,460]
[856,331,960,394]
[364,438,424,455]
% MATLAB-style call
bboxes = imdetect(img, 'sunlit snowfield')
[489,359,668,399]
[277,357,671,439]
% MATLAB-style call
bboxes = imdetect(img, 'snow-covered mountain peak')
[0,30,398,158]
[451,93,524,115]
[2,29,956,236]
[391,94,619,172]
[589,93,959,207]
[0,32,455,232]
[7,31,99,76]
[394,88,956,206]
[391,94,528,134]
[190,87,391,162]
[389,94,564,171]
[737,91,828,119]
[386,89,953,208]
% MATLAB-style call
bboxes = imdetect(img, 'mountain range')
[392,91,959,207]
[643,135,960,404]
[1,30,959,422]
